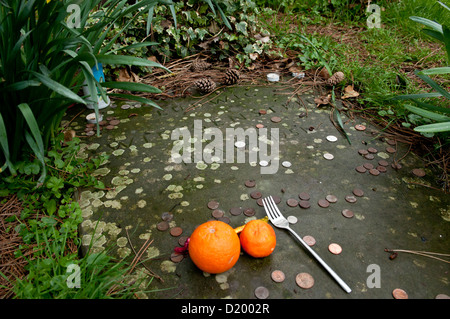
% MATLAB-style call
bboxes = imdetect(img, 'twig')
[385,248,450,264]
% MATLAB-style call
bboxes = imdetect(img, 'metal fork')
[262,196,352,293]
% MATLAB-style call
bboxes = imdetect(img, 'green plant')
[392,1,450,135]
[0,0,169,184]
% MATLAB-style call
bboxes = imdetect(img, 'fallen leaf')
[314,94,331,106]
[342,85,359,99]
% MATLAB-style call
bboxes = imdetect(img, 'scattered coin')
[178,236,189,246]
[368,147,377,154]
[358,149,369,156]
[170,227,183,237]
[377,166,387,173]
[386,146,396,154]
[243,207,256,217]
[287,198,299,207]
[369,168,380,176]
[86,130,95,136]
[105,125,115,130]
[326,135,338,142]
[391,163,402,170]
[282,161,292,168]
[328,243,342,255]
[207,201,219,210]
[271,270,286,283]
[392,288,408,299]
[378,159,389,167]
[355,124,366,131]
[235,141,245,148]
[412,168,426,177]
[303,235,316,246]
[345,195,357,203]
[298,192,310,201]
[352,188,364,197]
[325,194,338,203]
[299,200,311,209]
[271,116,281,123]
[250,191,262,199]
[259,160,269,167]
[161,212,174,221]
[318,199,330,208]
[323,153,334,160]
[245,180,256,188]
[218,216,231,224]
[254,286,269,299]
[296,273,314,289]
[364,154,374,160]
[230,207,243,216]
[355,165,367,173]
[109,119,120,126]
[342,209,354,218]
[386,139,396,146]
[435,294,450,299]
[170,252,184,263]
[157,221,169,231]
[363,163,374,170]
[287,215,298,224]
[212,209,225,219]
[272,196,281,204]
[259,109,267,115]
[256,123,264,129]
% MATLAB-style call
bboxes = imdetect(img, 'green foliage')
[0,0,167,182]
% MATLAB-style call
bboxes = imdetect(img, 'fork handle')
[286,226,352,293]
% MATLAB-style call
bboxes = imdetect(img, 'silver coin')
[326,135,338,142]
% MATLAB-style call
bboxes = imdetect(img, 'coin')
[243,207,256,217]
[325,194,337,203]
[296,273,314,289]
[435,294,450,299]
[412,168,426,177]
[363,163,374,170]
[345,195,357,203]
[369,168,380,176]
[271,270,286,283]
[328,243,342,255]
[157,221,169,231]
[355,166,367,173]
[368,147,377,154]
[392,163,402,170]
[358,149,369,156]
[287,198,299,207]
[256,123,264,129]
[323,153,334,160]
[161,212,173,221]
[392,288,408,299]
[364,154,374,160]
[377,166,387,173]
[271,116,281,123]
[218,216,231,224]
[250,191,262,199]
[386,139,396,145]
[230,207,242,216]
[326,135,338,142]
[378,159,389,167]
[355,124,366,131]
[259,109,267,115]
[256,198,264,207]
[287,215,298,224]
[318,199,330,208]
[170,252,184,263]
[207,200,219,210]
[282,161,292,168]
[259,160,269,167]
[105,125,115,130]
[170,227,183,237]
[212,209,225,219]
[178,236,189,246]
[386,146,396,154]
[245,180,256,188]
[298,192,310,201]
[299,200,311,209]
[272,196,281,204]
[352,188,364,197]
[342,209,354,218]
[303,235,316,246]
[254,286,269,299]
[109,119,120,126]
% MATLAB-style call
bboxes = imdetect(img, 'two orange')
[188,219,276,274]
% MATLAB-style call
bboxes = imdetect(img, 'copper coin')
[272,196,281,204]
[378,159,389,167]
[86,123,96,128]
[295,273,314,289]
[256,123,264,129]
[287,198,299,207]
[303,235,316,246]
[170,252,184,263]
[342,209,354,218]
[355,124,366,131]
[358,149,369,155]
[109,119,120,126]
[368,147,377,154]
[170,227,183,237]
[254,286,269,299]
[345,195,357,203]
[250,191,262,199]
[299,200,311,209]
[271,116,281,123]
[259,109,267,115]
[98,120,108,126]
[392,163,402,170]
[243,207,256,217]
[352,188,364,197]
[364,154,374,160]
[392,288,408,299]
[218,216,231,224]
[212,209,225,219]
[256,198,264,206]
[386,146,396,154]
[178,236,189,246]
[355,165,367,173]
[161,212,173,221]
[318,199,330,208]
[412,168,426,177]
[325,194,337,203]
[105,125,115,130]
[86,130,95,136]
[271,270,285,283]
[157,221,169,231]
[230,207,242,216]
[328,243,342,255]
[377,165,387,173]
[363,163,374,170]
[298,192,310,201]
[369,168,380,176]
[207,200,219,210]
[245,180,256,188]
[435,294,450,299]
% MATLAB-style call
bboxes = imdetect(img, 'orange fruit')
[239,220,276,258]
[188,220,241,274]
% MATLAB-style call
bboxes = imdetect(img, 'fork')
[262,196,352,293]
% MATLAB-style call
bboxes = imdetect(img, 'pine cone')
[191,60,211,72]
[224,68,240,85]
[195,78,216,94]
[326,71,345,86]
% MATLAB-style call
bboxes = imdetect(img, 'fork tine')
[267,196,282,218]
[266,196,278,219]
[262,197,274,220]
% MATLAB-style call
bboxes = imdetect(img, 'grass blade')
[31,72,86,105]
[413,121,450,133]
[107,93,162,110]
[101,81,162,94]
[405,104,450,122]
[0,113,16,175]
